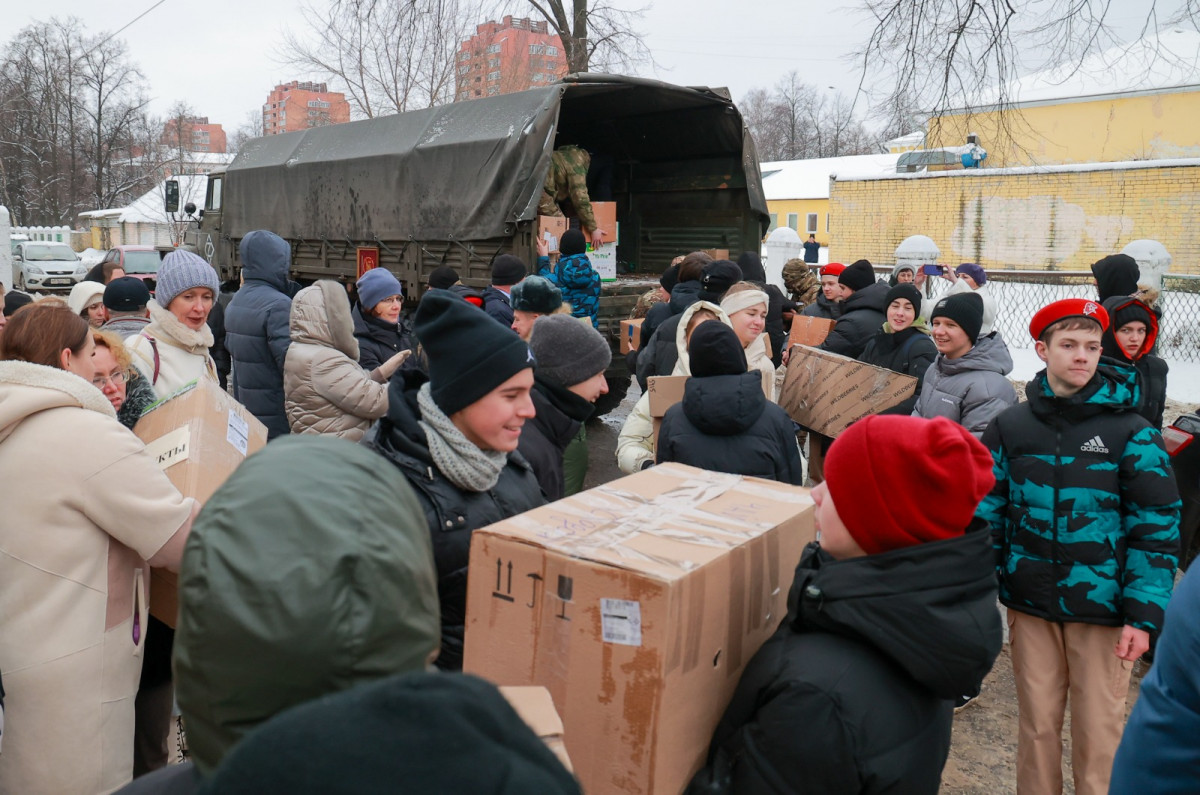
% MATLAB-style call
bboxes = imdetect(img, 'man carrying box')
[690,415,1003,794]
[976,299,1180,795]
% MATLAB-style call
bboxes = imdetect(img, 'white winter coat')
[126,300,219,399]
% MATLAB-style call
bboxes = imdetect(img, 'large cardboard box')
[779,346,917,437]
[620,317,644,354]
[464,464,815,794]
[500,686,573,773]
[787,315,834,349]
[647,375,688,450]
[701,248,730,260]
[132,379,269,626]
[538,215,569,254]
[591,201,618,243]
[590,229,619,281]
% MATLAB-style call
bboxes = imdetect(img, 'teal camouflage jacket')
[976,362,1180,632]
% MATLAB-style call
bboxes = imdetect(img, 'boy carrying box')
[976,298,1180,795]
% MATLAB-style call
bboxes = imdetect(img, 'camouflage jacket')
[977,363,1180,632]
[542,145,597,233]
[631,288,665,319]
[782,258,819,307]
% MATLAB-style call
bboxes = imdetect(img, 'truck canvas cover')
[225,75,768,243]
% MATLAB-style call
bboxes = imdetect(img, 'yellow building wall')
[928,90,1200,168]
[765,198,831,246]
[829,162,1200,274]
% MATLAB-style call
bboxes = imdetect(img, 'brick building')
[455,16,568,102]
[262,81,351,136]
[160,116,227,153]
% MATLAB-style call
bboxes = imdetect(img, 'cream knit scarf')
[418,383,508,492]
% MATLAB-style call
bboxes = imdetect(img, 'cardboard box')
[590,228,619,281]
[591,201,618,243]
[702,249,730,260]
[132,379,269,626]
[787,315,834,349]
[620,317,644,354]
[647,375,688,451]
[538,215,569,254]
[464,463,815,794]
[500,686,573,773]
[778,346,917,438]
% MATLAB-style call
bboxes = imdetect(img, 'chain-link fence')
[905,270,1200,363]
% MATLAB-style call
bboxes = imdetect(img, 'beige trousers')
[1009,611,1134,795]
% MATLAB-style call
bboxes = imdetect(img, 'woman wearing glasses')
[353,267,418,374]
[91,329,158,430]
[0,302,196,793]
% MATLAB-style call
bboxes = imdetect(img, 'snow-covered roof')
[95,175,208,225]
[965,27,1200,110]
[760,153,903,200]
[887,130,925,149]
[835,155,1200,183]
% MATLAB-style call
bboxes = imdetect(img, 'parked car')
[97,245,162,292]
[13,241,85,291]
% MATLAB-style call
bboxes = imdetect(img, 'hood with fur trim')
[0,360,116,445]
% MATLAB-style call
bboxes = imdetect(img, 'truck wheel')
[592,375,630,418]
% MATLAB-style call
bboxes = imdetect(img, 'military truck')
[180,73,768,412]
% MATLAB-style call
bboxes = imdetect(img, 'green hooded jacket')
[173,435,440,776]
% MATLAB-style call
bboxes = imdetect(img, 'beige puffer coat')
[284,281,390,441]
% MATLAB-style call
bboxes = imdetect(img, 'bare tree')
[229,109,264,153]
[281,0,482,117]
[525,0,655,74]
[742,72,876,161]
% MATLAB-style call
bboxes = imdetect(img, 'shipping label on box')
[788,315,834,349]
[620,317,643,354]
[133,378,268,626]
[591,201,617,243]
[538,215,569,254]
[464,464,815,795]
[779,346,917,437]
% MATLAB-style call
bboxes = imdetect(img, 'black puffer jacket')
[636,281,703,390]
[362,371,545,670]
[689,528,1003,795]
[656,372,804,485]
[859,326,939,415]
[206,299,231,389]
[225,232,293,438]
[518,378,594,502]
[820,280,889,359]
[482,285,515,328]
[352,304,417,373]
[801,291,836,320]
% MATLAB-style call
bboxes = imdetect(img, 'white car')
[13,241,86,291]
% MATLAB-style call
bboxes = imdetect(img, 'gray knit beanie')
[157,249,220,307]
[529,315,611,387]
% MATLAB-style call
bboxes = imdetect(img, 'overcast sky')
[4,0,1170,135]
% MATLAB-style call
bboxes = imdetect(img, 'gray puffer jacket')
[284,281,389,442]
[911,331,1017,438]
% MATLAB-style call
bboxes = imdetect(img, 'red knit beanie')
[824,415,996,555]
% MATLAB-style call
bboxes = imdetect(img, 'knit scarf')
[418,383,508,492]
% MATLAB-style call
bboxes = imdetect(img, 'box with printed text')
[463,463,815,794]
[778,345,917,438]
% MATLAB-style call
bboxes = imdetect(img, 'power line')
[93,0,170,50]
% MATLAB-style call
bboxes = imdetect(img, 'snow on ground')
[1009,345,1200,403]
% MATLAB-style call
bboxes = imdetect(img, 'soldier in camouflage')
[976,298,1180,795]
[539,145,605,249]
[782,257,819,309]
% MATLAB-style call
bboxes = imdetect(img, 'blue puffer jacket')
[226,231,293,439]
[976,363,1180,632]
[538,253,600,327]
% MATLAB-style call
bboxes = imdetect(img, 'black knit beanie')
[415,289,535,415]
[700,260,743,302]
[660,263,680,293]
[1091,254,1140,302]
[510,275,562,315]
[884,284,922,313]
[529,315,612,387]
[839,259,875,292]
[688,321,747,377]
[428,266,460,290]
[930,291,984,345]
[560,229,586,257]
[491,255,527,287]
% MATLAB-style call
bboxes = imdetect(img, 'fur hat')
[415,289,534,415]
[510,275,562,315]
[356,268,404,312]
[157,249,220,308]
[825,416,995,555]
[491,255,527,286]
[931,292,985,345]
[528,314,611,387]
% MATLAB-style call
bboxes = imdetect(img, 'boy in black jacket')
[690,415,1003,794]
[976,298,1180,795]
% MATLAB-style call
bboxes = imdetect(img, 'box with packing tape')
[463,463,815,794]
[132,378,268,627]
[778,345,917,438]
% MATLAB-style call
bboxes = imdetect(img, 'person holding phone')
[940,263,998,335]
